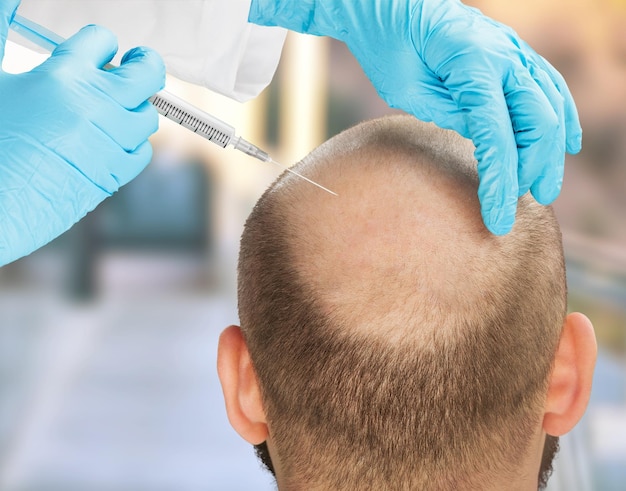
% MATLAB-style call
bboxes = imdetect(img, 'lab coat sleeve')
[14,0,287,102]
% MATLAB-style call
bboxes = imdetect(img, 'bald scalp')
[238,116,566,489]
[272,117,556,342]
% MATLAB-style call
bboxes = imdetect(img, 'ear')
[543,312,597,436]
[217,325,268,445]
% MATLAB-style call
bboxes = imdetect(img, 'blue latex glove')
[249,0,582,235]
[0,0,165,265]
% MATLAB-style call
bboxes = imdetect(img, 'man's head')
[218,116,596,490]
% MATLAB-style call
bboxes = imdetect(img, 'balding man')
[217,116,597,490]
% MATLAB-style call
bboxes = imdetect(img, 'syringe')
[147,89,270,162]
[9,14,337,196]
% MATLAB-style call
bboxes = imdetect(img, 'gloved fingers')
[449,79,519,235]
[96,46,166,109]
[0,0,20,62]
[90,100,159,153]
[528,48,582,154]
[526,66,566,205]
[51,24,118,68]
[502,66,562,202]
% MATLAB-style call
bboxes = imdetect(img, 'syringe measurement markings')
[152,94,232,146]
[190,119,228,146]
[151,96,230,147]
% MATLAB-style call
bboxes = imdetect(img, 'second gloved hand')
[0,0,165,265]
[249,0,582,235]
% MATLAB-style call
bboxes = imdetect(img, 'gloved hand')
[249,0,582,235]
[0,0,165,265]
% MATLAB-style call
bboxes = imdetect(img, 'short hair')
[237,116,566,489]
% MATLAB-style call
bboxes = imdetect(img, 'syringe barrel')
[149,90,235,148]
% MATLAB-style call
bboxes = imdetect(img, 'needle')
[267,159,338,196]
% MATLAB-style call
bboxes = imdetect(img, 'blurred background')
[0,1,625,490]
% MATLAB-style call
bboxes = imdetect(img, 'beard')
[538,435,560,489]
[255,441,275,476]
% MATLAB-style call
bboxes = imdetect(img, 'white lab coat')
[16,0,287,102]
